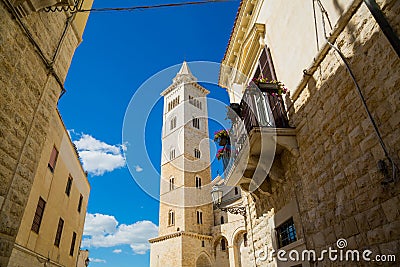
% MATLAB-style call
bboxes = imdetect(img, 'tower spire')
[173,61,196,83]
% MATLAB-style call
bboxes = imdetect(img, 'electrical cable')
[76,0,233,13]
[316,0,398,183]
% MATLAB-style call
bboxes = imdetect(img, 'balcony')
[222,85,298,194]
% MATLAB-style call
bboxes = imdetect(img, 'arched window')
[221,239,226,251]
[170,117,177,130]
[169,177,175,191]
[196,210,203,224]
[168,210,175,226]
[170,148,176,160]
[243,233,248,247]
[234,187,239,195]
[195,176,201,189]
[220,216,224,225]
[192,118,200,129]
[194,148,201,159]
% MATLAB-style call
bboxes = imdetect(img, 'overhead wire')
[76,0,233,13]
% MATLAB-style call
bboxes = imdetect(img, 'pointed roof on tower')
[172,61,196,84]
[161,61,209,96]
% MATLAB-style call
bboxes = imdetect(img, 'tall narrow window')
[168,210,175,225]
[221,216,225,225]
[170,149,176,160]
[48,146,59,172]
[197,210,203,224]
[192,118,200,129]
[70,232,77,256]
[195,177,201,189]
[235,187,239,195]
[221,239,226,251]
[31,197,46,233]
[194,148,201,159]
[170,117,177,130]
[78,194,83,213]
[169,177,175,191]
[54,218,64,247]
[243,233,248,247]
[65,175,73,196]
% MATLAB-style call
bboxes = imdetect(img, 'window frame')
[65,175,73,196]
[195,176,201,189]
[54,217,64,247]
[196,210,203,224]
[69,232,77,256]
[77,194,83,213]
[48,146,59,173]
[276,217,297,248]
[31,197,46,234]
[168,210,175,226]
[169,177,175,191]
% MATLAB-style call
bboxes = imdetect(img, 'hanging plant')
[216,147,231,160]
[252,77,288,96]
[213,129,229,146]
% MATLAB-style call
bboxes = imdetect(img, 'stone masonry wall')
[0,3,84,265]
[246,0,400,266]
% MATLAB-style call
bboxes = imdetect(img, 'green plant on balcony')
[213,129,229,146]
[252,77,288,96]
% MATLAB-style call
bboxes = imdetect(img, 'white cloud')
[82,213,158,255]
[135,165,143,172]
[73,134,126,176]
[112,249,122,254]
[89,258,106,263]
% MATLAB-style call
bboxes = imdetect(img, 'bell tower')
[149,62,213,267]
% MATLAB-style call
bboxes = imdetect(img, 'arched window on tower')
[194,148,201,159]
[170,116,177,130]
[170,148,176,160]
[192,118,200,129]
[168,210,175,226]
[169,177,175,191]
[221,238,226,251]
[196,210,203,224]
[195,176,201,189]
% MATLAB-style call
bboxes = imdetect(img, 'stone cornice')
[149,231,213,243]
[161,81,210,97]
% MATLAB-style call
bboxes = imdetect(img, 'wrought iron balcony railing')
[222,85,290,180]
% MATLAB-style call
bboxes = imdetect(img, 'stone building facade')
[0,0,92,265]
[7,109,90,267]
[219,0,399,266]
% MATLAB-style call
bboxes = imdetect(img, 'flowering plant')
[216,147,231,160]
[213,129,229,142]
[251,77,288,96]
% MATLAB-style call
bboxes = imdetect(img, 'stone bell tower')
[149,62,213,267]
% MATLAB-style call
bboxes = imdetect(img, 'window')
[168,96,180,112]
[253,47,276,80]
[31,197,46,233]
[194,148,201,159]
[78,194,83,213]
[170,148,176,160]
[189,96,202,110]
[202,240,205,247]
[168,210,175,226]
[169,177,175,191]
[170,117,177,130]
[197,211,203,224]
[192,118,200,129]
[276,217,297,248]
[221,239,226,251]
[54,218,64,247]
[220,216,224,225]
[243,233,248,247]
[235,187,239,195]
[48,146,58,172]
[65,175,73,196]
[195,176,201,189]
[70,232,77,256]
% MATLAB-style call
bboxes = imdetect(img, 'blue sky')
[59,1,239,266]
